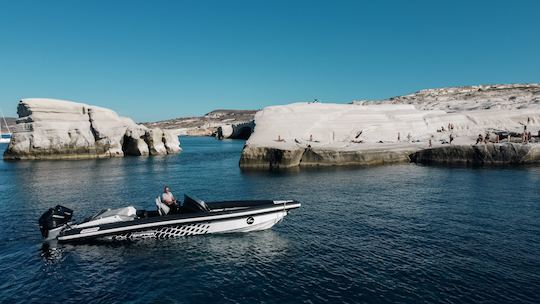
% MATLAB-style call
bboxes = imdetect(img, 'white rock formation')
[162,130,182,154]
[145,128,167,155]
[241,84,540,168]
[4,98,181,160]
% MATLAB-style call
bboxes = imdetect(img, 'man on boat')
[161,186,179,214]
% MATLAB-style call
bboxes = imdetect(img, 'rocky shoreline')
[240,143,540,169]
[411,143,540,166]
[240,145,418,169]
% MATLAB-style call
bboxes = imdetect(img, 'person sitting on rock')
[161,186,179,214]
[476,134,484,145]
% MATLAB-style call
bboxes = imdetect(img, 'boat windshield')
[183,194,210,213]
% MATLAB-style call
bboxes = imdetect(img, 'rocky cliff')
[4,98,181,160]
[240,84,540,169]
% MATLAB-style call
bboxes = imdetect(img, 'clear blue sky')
[1,0,538,122]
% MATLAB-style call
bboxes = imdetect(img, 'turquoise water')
[0,137,539,303]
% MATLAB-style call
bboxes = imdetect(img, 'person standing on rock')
[484,133,490,144]
[161,186,179,214]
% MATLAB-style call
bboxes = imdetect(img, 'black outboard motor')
[38,205,73,239]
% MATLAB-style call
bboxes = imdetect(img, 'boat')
[0,108,11,143]
[39,194,301,243]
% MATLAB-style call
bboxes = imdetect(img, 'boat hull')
[96,210,287,241]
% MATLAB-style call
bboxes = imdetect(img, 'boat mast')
[0,109,10,134]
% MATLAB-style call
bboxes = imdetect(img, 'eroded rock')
[3,98,181,160]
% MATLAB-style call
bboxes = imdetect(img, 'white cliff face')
[380,84,540,112]
[241,84,540,168]
[4,98,181,160]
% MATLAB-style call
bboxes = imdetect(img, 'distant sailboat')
[0,109,12,144]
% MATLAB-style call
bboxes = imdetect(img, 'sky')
[0,0,539,122]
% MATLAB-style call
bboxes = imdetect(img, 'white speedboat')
[39,194,301,243]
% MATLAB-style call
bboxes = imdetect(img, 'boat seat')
[155,197,170,216]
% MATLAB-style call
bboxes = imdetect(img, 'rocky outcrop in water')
[410,143,540,165]
[241,84,540,169]
[4,99,181,160]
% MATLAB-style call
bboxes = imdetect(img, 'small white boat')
[0,109,11,143]
[39,194,301,243]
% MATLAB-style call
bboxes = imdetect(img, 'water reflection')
[40,230,288,267]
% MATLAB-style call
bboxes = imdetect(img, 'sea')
[0,136,539,303]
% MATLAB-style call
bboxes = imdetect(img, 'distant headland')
[142,109,257,140]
